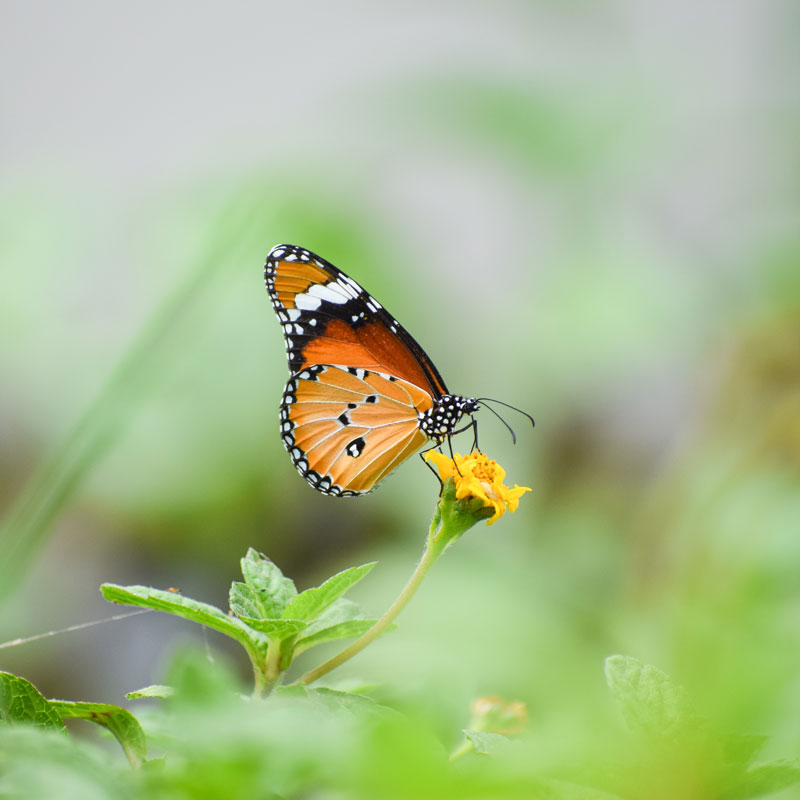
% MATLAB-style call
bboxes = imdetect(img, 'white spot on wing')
[308,282,350,304]
[295,293,322,311]
[340,276,363,297]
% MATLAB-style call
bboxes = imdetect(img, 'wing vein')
[346,428,422,485]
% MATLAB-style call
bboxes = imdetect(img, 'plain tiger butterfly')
[264,244,530,496]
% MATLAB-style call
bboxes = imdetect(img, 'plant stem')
[267,639,282,679]
[252,661,268,698]
[297,517,446,685]
[448,740,475,761]
[253,639,283,698]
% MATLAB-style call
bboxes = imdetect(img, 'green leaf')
[726,762,800,799]
[294,619,382,655]
[463,729,509,756]
[722,732,768,768]
[235,617,307,640]
[0,725,127,797]
[274,685,381,715]
[0,672,65,731]
[302,597,363,634]
[50,700,147,768]
[308,687,384,715]
[228,581,264,619]
[541,779,624,800]
[239,549,297,618]
[101,583,265,656]
[165,647,242,707]
[126,685,175,700]
[283,563,376,622]
[604,655,706,744]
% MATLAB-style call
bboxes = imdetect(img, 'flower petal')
[423,450,456,481]
[429,451,530,526]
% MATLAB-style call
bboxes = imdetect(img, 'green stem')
[252,660,268,698]
[298,515,447,685]
[254,639,284,698]
[448,739,475,761]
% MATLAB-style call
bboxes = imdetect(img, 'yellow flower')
[469,695,528,735]
[424,450,531,525]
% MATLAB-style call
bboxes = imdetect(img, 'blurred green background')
[1,0,799,785]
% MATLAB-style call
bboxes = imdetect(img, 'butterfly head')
[418,395,480,443]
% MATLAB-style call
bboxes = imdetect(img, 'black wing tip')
[265,244,336,273]
[266,243,301,261]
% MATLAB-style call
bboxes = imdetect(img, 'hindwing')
[280,365,433,496]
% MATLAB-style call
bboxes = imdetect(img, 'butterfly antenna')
[477,401,518,445]
[477,398,536,429]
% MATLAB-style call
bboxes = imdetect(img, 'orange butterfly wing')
[265,245,449,398]
[265,245,474,496]
[280,366,432,495]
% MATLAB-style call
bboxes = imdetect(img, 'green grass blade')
[0,185,271,603]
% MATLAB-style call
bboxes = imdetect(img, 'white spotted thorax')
[418,395,479,442]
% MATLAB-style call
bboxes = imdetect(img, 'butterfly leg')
[419,442,445,490]
[443,415,479,475]
[448,417,479,449]
[446,434,468,478]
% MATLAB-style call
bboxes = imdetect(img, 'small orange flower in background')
[469,695,528,736]
[424,451,531,525]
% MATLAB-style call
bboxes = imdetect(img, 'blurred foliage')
[3,625,800,798]
[2,2,800,796]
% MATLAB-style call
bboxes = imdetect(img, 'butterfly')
[264,244,526,496]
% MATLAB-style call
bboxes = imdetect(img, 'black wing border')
[265,243,450,399]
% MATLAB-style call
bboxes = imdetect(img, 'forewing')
[265,244,449,397]
[280,366,434,495]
